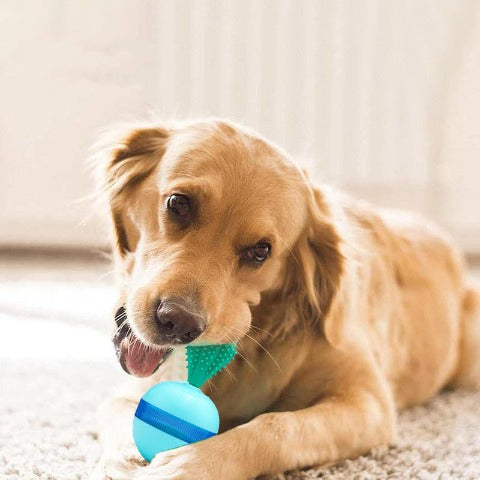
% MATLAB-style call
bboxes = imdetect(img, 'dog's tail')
[449,282,480,389]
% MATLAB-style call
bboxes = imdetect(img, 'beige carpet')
[1,253,480,480]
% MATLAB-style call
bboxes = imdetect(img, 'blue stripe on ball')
[134,399,217,444]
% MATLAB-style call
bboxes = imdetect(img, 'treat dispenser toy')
[132,343,237,462]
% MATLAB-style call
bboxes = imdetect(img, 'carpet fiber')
[1,253,480,479]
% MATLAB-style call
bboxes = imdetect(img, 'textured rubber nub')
[186,344,237,387]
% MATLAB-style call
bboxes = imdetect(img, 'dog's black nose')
[155,298,205,344]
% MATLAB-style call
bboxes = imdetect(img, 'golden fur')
[92,119,480,480]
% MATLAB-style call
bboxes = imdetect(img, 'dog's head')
[98,119,344,376]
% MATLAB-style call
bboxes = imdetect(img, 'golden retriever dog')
[92,119,480,480]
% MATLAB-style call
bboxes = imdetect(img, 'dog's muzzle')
[112,306,173,377]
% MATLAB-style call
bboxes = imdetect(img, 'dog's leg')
[132,376,396,480]
[90,395,146,480]
[90,375,159,480]
[449,283,480,389]
[91,397,145,480]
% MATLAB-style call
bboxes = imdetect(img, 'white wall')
[1,0,479,251]
[441,14,480,253]
[0,1,155,246]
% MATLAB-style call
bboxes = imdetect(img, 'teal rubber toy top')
[186,343,237,387]
[133,343,237,462]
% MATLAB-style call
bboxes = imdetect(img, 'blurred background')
[1,0,480,253]
[1,2,480,478]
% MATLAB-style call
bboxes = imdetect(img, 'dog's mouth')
[113,307,173,377]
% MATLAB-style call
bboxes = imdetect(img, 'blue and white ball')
[133,381,219,462]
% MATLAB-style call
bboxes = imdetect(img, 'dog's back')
[344,200,478,407]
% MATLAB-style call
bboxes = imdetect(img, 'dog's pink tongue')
[120,337,168,378]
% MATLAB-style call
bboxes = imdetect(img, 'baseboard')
[0,244,110,263]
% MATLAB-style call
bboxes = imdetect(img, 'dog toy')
[132,343,237,461]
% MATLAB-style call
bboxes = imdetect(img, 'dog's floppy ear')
[287,186,345,347]
[99,126,170,258]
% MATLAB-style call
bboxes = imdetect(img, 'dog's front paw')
[131,445,211,480]
[91,445,147,480]
[132,440,245,480]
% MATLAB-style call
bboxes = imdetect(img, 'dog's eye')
[166,194,190,216]
[241,242,271,266]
